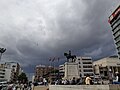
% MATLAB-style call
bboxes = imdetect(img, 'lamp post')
[109,68,113,84]
[0,48,6,61]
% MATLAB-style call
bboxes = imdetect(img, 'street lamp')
[0,48,6,61]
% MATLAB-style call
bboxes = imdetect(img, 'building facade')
[93,56,120,79]
[0,62,21,82]
[109,5,120,59]
[75,57,94,78]
[35,65,54,81]
[0,63,6,82]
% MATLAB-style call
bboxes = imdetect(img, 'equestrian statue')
[64,50,76,62]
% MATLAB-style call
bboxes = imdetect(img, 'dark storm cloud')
[0,0,119,72]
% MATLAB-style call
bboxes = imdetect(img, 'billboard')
[108,6,120,23]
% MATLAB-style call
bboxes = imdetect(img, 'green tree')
[18,72,28,83]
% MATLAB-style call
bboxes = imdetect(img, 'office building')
[109,5,120,59]
[75,57,94,78]
[93,56,120,79]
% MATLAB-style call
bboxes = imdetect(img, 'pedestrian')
[69,79,72,85]
[85,74,92,85]
[71,77,76,85]
[43,78,47,86]
[113,72,120,84]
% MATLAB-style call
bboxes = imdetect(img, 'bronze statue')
[64,50,76,62]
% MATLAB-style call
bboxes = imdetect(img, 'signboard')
[109,7,120,22]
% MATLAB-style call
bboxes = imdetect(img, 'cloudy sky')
[0,0,120,73]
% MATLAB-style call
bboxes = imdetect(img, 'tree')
[18,72,28,83]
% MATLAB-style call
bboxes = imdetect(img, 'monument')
[64,51,80,80]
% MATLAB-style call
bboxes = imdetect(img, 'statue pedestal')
[64,62,79,80]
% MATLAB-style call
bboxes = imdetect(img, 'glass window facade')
[109,6,120,59]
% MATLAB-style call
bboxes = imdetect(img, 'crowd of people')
[5,72,119,90]
[0,82,32,90]
[52,72,120,85]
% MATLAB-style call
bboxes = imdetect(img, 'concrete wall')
[64,62,79,80]
[109,85,120,90]
[32,85,120,90]
[49,85,120,90]
[33,86,48,90]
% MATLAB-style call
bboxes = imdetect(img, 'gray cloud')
[0,0,119,72]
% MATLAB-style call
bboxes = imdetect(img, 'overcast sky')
[0,0,120,73]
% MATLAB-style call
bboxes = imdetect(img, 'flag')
[52,57,55,62]
[58,57,60,61]
[49,57,52,61]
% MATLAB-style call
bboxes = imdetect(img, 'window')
[82,59,91,60]
[0,76,4,78]
[111,15,120,26]
[83,66,92,68]
[84,73,93,76]
[83,62,92,64]
[79,65,81,68]
[114,30,120,37]
[84,69,93,72]
[0,73,5,75]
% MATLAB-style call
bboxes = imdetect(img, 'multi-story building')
[59,64,65,73]
[0,62,6,82]
[75,57,94,78]
[35,65,54,81]
[5,62,21,82]
[59,64,65,79]
[59,56,94,79]
[0,62,21,82]
[93,56,120,79]
[108,5,120,59]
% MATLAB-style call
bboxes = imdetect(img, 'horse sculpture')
[64,50,76,62]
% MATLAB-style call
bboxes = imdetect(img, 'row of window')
[78,62,92,64]
[0,76,4,78]
[78,59,92,60]
[0,69,5,72]
[114,29,120,37]
[83,62,92,64]
[79,66,92,68]
[111,15,120,28]
[115,35,120,42]
[0,73,5,75]
[117,47,120,51]
[79,70,93,73]
[116,41,120,46]
[112,20,120,29]
[82,59,92,60]
[113,25,120,33]
[84,73,94,76]
[83,66,93,68]
[83,69,93,72]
